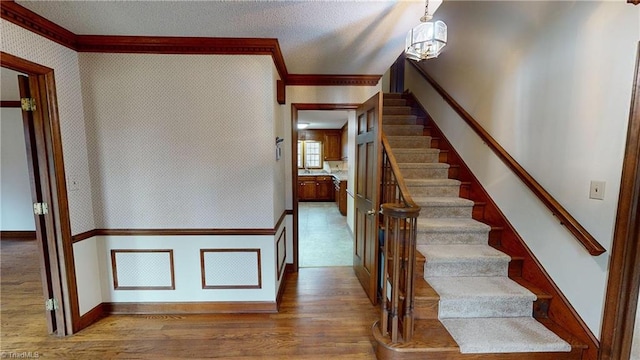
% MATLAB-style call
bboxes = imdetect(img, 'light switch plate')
[589,181,605,200]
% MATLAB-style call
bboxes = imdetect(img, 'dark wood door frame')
[1,52,75,336]
[290,103,359,272]
[599,43,640,360]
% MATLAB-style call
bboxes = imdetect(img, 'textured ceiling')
[15,0,442,75]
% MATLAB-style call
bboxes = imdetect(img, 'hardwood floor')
[1,239,379,359]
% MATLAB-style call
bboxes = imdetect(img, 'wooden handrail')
[408,60,606,256]
[379,130,421,343]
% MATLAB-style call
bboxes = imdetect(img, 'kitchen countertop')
[298,170,347,181]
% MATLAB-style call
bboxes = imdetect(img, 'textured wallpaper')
[1,19,96,235]
[79,53,277,229]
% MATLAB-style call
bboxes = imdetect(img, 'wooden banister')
[379,132,421,343]
[408,60,606,256]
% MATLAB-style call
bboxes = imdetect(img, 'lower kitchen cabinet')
[334,177,347,216]
[298,176,335,201]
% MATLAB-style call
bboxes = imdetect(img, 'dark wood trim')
[599,43,640,360]
[104,301,278,314]
[70,229,99,243]
[0,230,36,240]
[276,228,287,281]
[628,0,639,5]
[287,74,381,86]
[0,1,77,49]
[76,303,106,331]
[111,249,175,290]
[408,60,606,257]
[72,209,289,243]
[291,103,360,272]
[277,80,286,104]
[0,100,21,107]
[200,249,262,289]
[406,91,599,360]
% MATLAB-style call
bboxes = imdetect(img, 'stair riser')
[383,116,418,125]
[398,168,449,179]
[418,205,473,218]
[387,137,433,148]
[414,299,439,319]
[383,125,424,136]
[438,298,533,318]
[394,152,440,163]
[383,99,407,106]
[383,106,412,115]
[407,185,460,197]
[417,231,488,245]
[424,260,509,277]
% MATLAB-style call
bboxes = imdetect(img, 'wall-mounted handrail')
[379,132,421,343]
[408,60,606,256]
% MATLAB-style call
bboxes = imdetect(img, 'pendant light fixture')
[405,0,447,61]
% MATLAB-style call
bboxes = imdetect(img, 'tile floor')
[298,201,353,267]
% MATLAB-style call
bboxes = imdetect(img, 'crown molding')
[1,1,77,48]
[287,74,381,86]
[1,1,383,86]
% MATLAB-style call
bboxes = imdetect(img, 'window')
[298,140,323,169]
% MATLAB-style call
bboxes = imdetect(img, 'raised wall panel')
[276,229,286,281]
[201,249,262,289]
[111,249,175,290]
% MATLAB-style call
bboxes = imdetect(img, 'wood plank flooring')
[1,239,379,359]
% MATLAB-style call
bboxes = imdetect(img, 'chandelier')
[405,0,447,61]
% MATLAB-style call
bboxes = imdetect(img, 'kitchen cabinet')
[323,131,342,161]
[298,176,335,201]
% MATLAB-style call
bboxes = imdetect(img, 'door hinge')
[21,97,36,112]
[45,298,58,311]
[33,202,49,215]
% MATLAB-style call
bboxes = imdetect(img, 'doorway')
[1,53,71,336]
[291,104,359,271]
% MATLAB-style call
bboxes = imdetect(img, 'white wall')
[75,53,287,315]
[0,108,35,231]
[79,53,278,229]
[1,20,96,236]
[406,1,639,337]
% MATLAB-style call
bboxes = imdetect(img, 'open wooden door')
[18,74,66,335]
[353,92,383,304]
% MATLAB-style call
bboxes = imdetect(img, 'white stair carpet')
[382,95,571,354]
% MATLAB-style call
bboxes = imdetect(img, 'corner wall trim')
[407,59,606,256]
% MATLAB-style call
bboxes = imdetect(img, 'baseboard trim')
[104,301,278,314]
[0,231,36,240]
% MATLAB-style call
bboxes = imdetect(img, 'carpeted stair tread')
[440,317,572,354]
[416,218,491,233]
[426,276,535,318]
[383,114,417,125]
[405,178,461,186]
[418,244,510,277]
[398,162,450,169]
[412,196,474,208]
[383,124,424,136]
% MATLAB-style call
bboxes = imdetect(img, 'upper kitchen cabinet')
[323,130,342,161]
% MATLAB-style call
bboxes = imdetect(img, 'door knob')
[366,210,376,215]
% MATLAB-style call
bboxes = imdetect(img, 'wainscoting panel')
[111,249,175,290]
[276,228,286,281]
[200,249,261,289]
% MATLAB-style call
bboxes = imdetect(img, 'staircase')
[373,93,586,359]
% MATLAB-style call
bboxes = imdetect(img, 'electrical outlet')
[68,175,80,191]
[589,181,605,200]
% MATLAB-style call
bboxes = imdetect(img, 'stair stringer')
[403,91,598,360]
